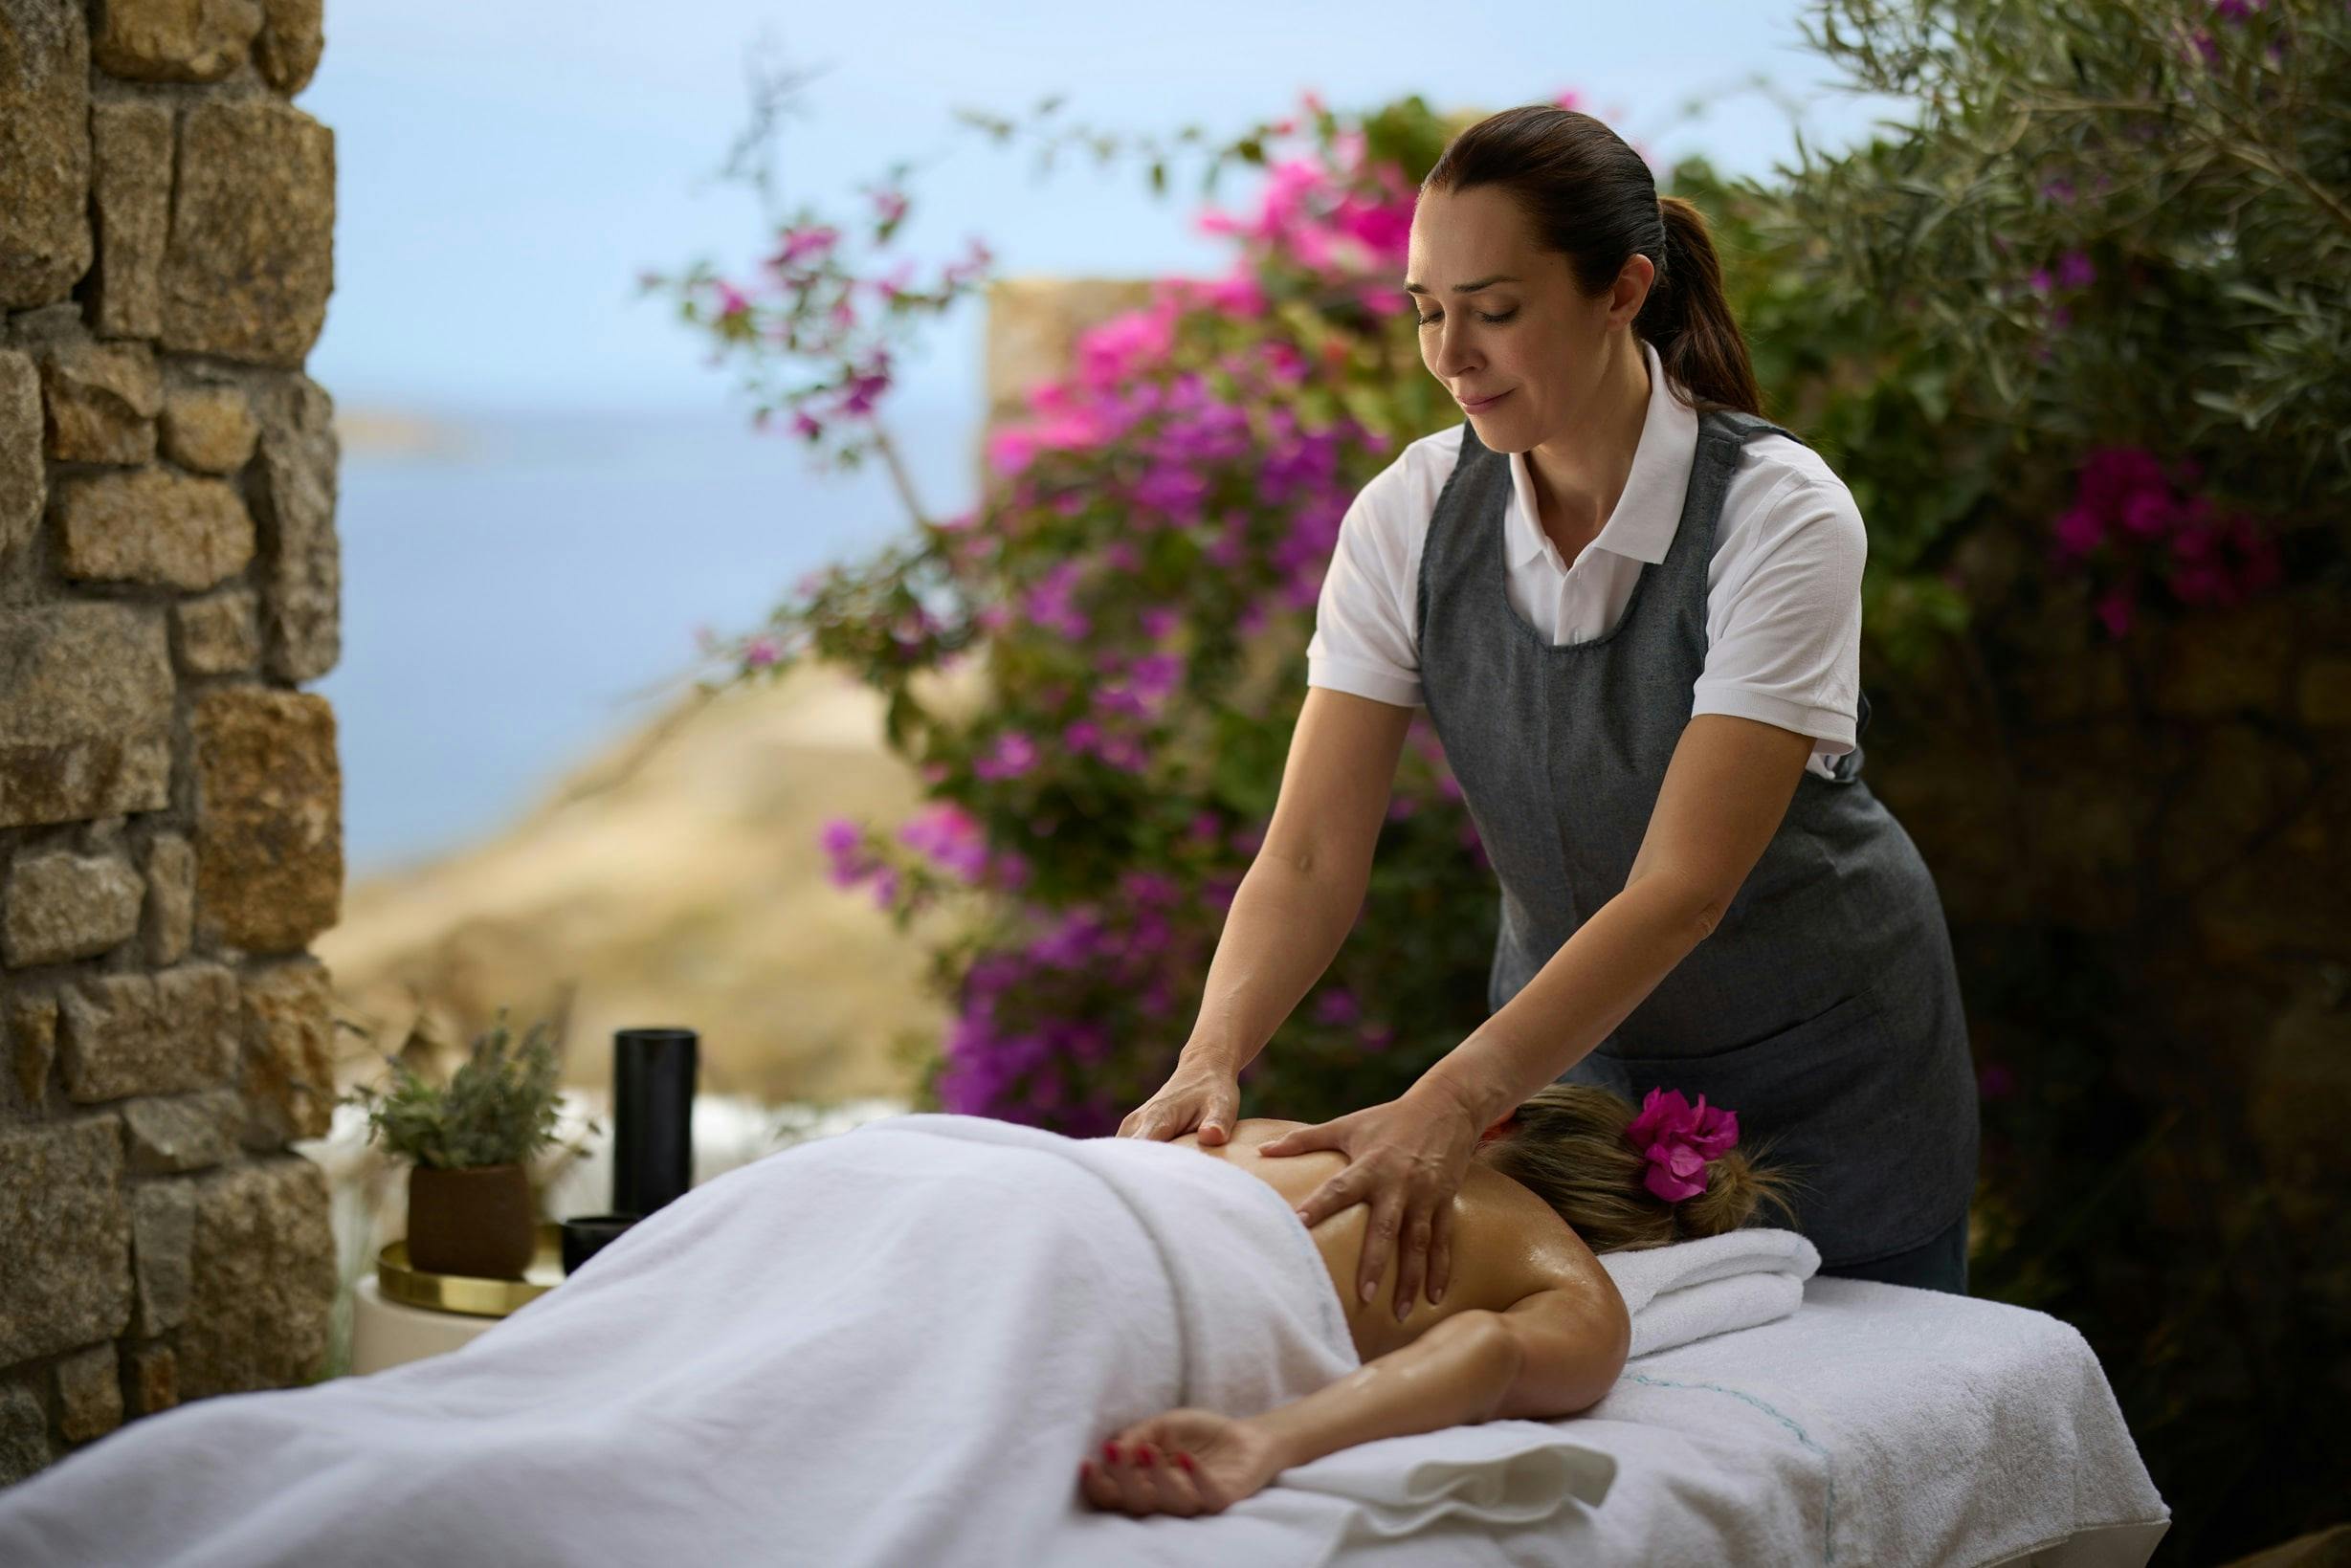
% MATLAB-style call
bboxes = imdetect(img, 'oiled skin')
[1166,1116,1601,1362]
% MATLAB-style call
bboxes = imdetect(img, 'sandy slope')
[316,657,986,1109]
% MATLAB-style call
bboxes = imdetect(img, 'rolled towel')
[1597,1228,1820,1358]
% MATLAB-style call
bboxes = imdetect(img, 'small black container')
[560,1213,640,1275]
[613,1027,698,1217]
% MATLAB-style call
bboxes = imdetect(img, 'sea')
[315,399,979,880]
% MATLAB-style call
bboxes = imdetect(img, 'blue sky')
[302,0,1913,420]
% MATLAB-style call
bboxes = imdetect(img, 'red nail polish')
[1177,1452,1196,1472]
[1138,1445,1156,1467]
[1103,1440,1120,1463]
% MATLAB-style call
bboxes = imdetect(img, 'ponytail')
[1423,105,1774,425]
[1645,194,1764,417]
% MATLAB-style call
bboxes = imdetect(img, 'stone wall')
[1,0,341,1486]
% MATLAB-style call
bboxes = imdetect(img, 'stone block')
[2,847,146,967]
[143,830,196,965]
[161,382,261,474]
[55,1343,123,1444]
[121,1089,240,1175]
[9,992,58,1109]
[191,688,342,953]
[90,98,175,340]
[252,374,340,683]
[54,468,255,590]
[130,1180,196,1336]
[37,340,162,465]
[0,1118,132,1365]
[176,1157,335,1400]
[160,100,335,367]
[91,0,263,83]
[238,957,336,1145]
[58,964,240,1104]
[172,591,261,676]
[256,0,322,95]
[0,0,91,310]
[0,350,43,556]
[0,604,172,829]
[127,1342,176,1416]
[0,1384,55,1489]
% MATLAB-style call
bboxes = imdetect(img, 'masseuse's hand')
[1117,1050,1242,1145]
[1256,1081,1484,1321]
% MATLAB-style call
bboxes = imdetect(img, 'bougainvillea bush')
[651,92,1515,1135]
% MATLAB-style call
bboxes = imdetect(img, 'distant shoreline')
[335,405,477,460]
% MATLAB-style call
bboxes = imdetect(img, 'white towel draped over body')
[0,1113,1620,1568]
[0,1113,2163,1568]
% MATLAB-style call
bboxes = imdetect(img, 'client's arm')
[1082,1287,1627,1516]
[1251,1273,1630,1469]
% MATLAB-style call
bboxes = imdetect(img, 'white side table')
[350,1274,506,1375]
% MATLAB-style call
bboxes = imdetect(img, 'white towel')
[1597,1226,1821,1358]
[0,1112,1614,1568]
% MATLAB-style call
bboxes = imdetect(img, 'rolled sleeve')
[1689,475,1865,756]
[1305,461,1425,709]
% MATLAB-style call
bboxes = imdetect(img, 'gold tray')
[377,1222,566,1318]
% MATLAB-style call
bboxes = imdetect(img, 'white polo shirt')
[1306,337,1864,781]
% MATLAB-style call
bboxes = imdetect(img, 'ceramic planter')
[406,1161,537,1279]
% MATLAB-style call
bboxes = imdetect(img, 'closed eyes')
[1414,310,1518,327]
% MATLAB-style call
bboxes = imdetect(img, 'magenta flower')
[1625,1088,1740,1203]
[2095,582,2137,639]
[974,731,1039,782]
[2052,504,2107,558]
[1311,987,1361,1026]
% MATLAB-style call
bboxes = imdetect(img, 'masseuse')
[1120,103,1980,1305]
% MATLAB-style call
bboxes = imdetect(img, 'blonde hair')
[1475,1082,1809,1253]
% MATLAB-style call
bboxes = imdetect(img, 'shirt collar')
[1504,337,1697,569]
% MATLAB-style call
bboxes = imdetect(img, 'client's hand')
[1077,1407,1284,1516]
[1116,1051,1241,1144]
[1256,1082,1484,1321]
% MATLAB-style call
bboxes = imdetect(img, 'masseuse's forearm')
[1419,874,1715,1127]
[1182,852,1367,1072]
[1246,1311,1519,1473]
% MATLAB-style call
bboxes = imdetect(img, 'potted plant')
[345,1009,586,1280]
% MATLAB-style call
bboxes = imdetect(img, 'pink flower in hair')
[1625,1087,1740,1204]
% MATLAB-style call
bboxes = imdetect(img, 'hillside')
[315,656,987,1109]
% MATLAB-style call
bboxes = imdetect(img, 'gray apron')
[1414,405,1980,1267]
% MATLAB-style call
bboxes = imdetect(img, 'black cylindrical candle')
[612,1027,698,1217]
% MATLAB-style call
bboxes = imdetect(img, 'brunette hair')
[1475,1082,1810,1253]
[1422,103,1770,423]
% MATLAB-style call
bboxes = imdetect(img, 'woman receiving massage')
[1081,1082,1797,1519]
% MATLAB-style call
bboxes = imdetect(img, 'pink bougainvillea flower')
[974,731,1039,782]
[1312,987,1361,1026]
[2119,489,2176,540]
[2053,504,2108,558]
[2095,582,2137,639]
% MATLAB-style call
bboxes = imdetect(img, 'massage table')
[0,1112,2170,1566]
